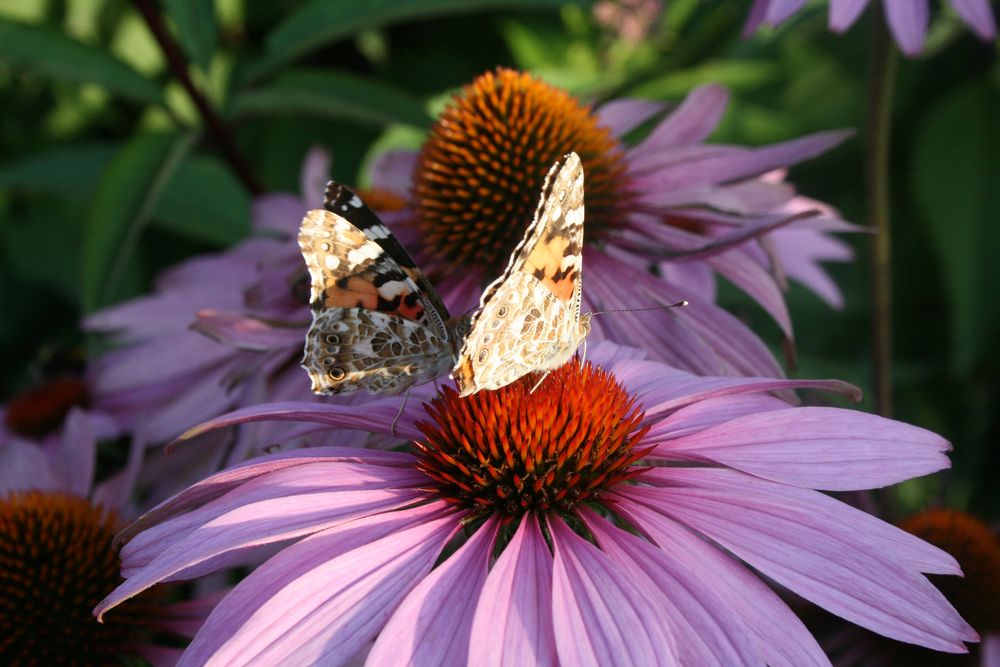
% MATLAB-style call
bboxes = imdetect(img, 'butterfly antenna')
[590,300,689,317]
[529,371,551,394]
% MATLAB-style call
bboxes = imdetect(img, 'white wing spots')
[346,244,381,265]
[349,195,363,208]
[377,279,409,300]
[365,224,392,240]
[324,254,341,270]
[566,205,584,227]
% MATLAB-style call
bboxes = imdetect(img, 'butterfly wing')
[452,152,589,396]
[298,190,452,395]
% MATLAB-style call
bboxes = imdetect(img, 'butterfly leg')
[529,371,551,394]
[579,338,588,368]
[391,388,411,438]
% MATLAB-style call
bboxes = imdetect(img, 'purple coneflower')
[96,345,975,665]
[744,0,997,57]
[0,385,213,665]
[371,68,856,378]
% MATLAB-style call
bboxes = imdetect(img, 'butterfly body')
[453,152,589,396]
[298,185,462,395]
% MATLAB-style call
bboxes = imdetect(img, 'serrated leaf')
[230,69,432,129]
[83,132,195,312]
[912,79,1000,377]
[0,18,163,105]
[245,0,574,82]
[152,155,251,245]
[0,143,117,194]
[163,0,217,70]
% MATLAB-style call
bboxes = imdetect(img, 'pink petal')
[950,0,998,38]
[829,0,871,32]
[764,0,807,24]
[742,0,772,36]
[645,393,791,440]
[368,516,500,666]
[368,149,417,195]
[582,509,761,665]
[469,514,557,667]
[548,516,679,666]
[299,145,331,210]
[631,130,853,190]
[608,494,831,666]
[176,399,424,444]
[884,0,929,57]
[630,84,728,157]
[652,406,952,490]
[252,193,305,235]
[192,310,304,351]
[176,503,461,666]
[620,470,977,651]
[117,447,415,545]
[0,439,60,495]
[595,98,667,139]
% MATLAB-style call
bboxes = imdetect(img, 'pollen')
[413,68,630,275]
[0,491,162,664]
[414,361,650,517]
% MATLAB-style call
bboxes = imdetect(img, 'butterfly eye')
[329,367,346,381]
[325,333,340,345]
[496,305,508,318]
[477,349,489,363]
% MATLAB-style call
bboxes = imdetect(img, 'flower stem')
[131,0,263,195]
[865,12,898,418]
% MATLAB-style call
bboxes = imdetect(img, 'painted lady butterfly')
[452,152,590,396]
[298,183,466,395]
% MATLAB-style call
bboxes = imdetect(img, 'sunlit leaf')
[245,0,573,81]
[0,18,163,105]
[912,78,1000,377]
[152,154,251,245]
[163,0,217,70]
[82,132,195,311]
[230,69,431,128]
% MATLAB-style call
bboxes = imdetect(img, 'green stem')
[865,13,898,418]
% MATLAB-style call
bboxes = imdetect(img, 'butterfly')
[298,183,466,395]
[452,151,590,396]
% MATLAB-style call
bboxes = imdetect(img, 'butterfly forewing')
[452,152,590,396]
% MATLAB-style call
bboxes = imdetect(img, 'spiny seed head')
[0,491,166,664]
[414,361,650,518]
[413,68,630,275]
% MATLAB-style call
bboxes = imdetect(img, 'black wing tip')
[324,180,360,212]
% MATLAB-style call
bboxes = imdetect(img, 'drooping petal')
[764,0,808,24]
[192,310,305,351]
[0,439,60,494]
[549,516,679,666]
[469,514,557,667]
[368,516,499,667]
[299,146,330,210]
[369,149,418,195]
[608,494,831,667]
[644,393,790,440]
[884,0,929,57]
[651,407,951,490]
[829,0,871,32]
[619,470,977,652]
[950,0,998,38]
[176,503,461,666]
[582,509,762,665]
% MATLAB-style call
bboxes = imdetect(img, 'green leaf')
[163,0,217,70]
[82,132,195,312]
[245,0,574,82]
[230,69,432,129]
[0,18,163,105]
[152,155,251,245]
[912,79,1000,377]
[0,143,117,194]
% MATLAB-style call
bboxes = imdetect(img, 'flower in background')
[743,0,998,57]
[372,68,856,379]
[97,344,975,665]
[0,389,214,665]
[593,0,664,42]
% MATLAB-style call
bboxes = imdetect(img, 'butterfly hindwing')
[298,186,456,395]
[452,152,590,396]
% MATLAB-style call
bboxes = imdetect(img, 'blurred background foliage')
[0,0,997,517]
